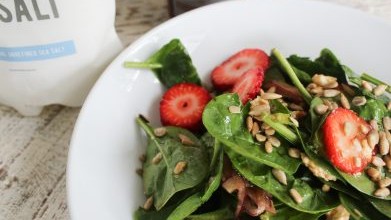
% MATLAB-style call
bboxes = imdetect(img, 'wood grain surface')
[0,0,390,219]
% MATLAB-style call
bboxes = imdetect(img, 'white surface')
[67,0,391,219]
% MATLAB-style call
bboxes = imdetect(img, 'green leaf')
[167,140,224,220]
[260,204,324,220]
[125,39,201,88]
[368,197,391,218]
[137,118,210,209]
[339,193,389,220]
[226,148,339,214]
[134,206,177,220]
[185,206,234,220]
[354,99,389,128]
[202,93,301,174]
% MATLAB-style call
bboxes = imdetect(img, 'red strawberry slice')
[322,107,373,174]
[160,83,211,132]
[232,68,264,104]
[211,49,270,91]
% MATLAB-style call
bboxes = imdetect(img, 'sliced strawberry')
[160,83,211,132]
[322,107,373,174]
[211,49,270,91]
[232,68,264,104]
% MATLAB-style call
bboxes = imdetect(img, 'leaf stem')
[124,61,163,69]
[272,48,312,104]
[361,73,391,93]
[262,115,299,144]
[136,116,155,138]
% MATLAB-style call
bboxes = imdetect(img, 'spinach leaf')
[202,93,301,174]
[134,205,177,220]
[125,39,201,88]
[339,171,391,200]
[226,148,339,214]
[260,204,324,220]
[137,117,210,209]
[167,140,224,220]
[185,206,234,220]
[368,197,391,218]
[354,99,389,128]
[339,193,389,220]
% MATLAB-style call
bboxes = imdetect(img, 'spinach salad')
[125,39,391,220]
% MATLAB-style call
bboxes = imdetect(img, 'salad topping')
[126,39,391,220]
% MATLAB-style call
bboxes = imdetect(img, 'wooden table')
[0,0,390,219]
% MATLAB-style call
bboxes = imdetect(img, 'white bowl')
[67,0,391,219]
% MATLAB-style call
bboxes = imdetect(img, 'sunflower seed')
[272,169,287,185]
[379,131,390,155]
[265,141,273,153]
[378,177,391,188]
[322,184,331,192]
[288,148,301,158]
[368,130,380,149]
[255,134,267,142]
[352,96,367,106]
[261,92,282,100]
[289,188,303,204]
[261,123,271,130]
[229,105,241,114]
[290,117,299,127]
[174,161,187,175]
[367,167,381,181]
[152,152,163,164]
[360,124,370,135]
[372,156,386,167]
[354,158,362,168]
[291,111,307,119]
[246,116,254,132]
[361,139,372,156]
[249,104,270,116]
[374,188,390,198]
[310,87,324,95]
[268,136,281,147]
[143,196,154,210]
[341,84,356,96]
[266,86,276,93]
[312,74,337,87]
[178,134,195,145]
[314,104,329,115]
[251,122,260,136]
[323,89,340,97]
[154,127,167,137]
[361,80,373,92]
[383,116,391,131]
[370,120,379,131]
[323,81,339,89]
[373,84,388,96]
[265,128,276,136]
[338,94,350,110]
[289,103,304,111]
[384,155,391,171]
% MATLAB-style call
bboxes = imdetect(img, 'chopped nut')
[178,134,194,145]
[373,84,388,96]
[229,105,241,114]
[152,152,163,164]
[322,184,331,192]
[289,188,303,204]
[174,161,187,175]
[261,92,282,100]
[340,93,350,109]
[288,148,301,158]
[255,134,267,142]
[323,89,340,97]
[372,156,386,167]
[374,188,390,198]
[154,127,167,137]
[143,196,154,210]
[352,96,367,106]
[378,177,391,188]
[314,104,329,115]
[272,169,287,185]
